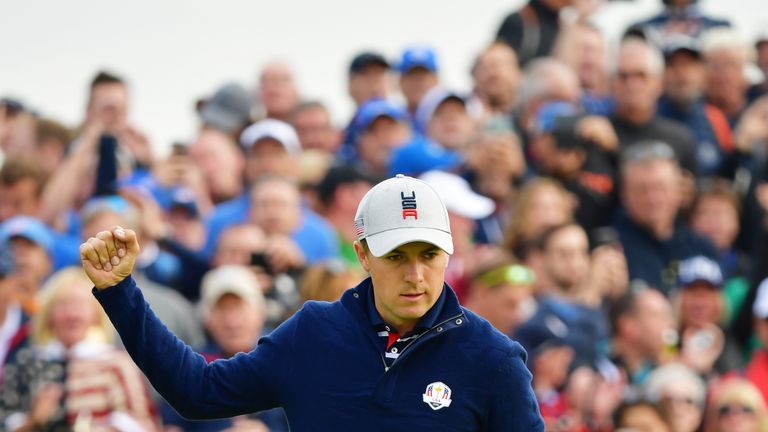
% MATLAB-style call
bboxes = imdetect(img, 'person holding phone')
[79,174,544,431]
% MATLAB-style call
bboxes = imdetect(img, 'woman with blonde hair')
[0,267,158,431]
[503,177,574,258]
[706,378,768,432]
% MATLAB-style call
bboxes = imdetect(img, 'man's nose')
[403,258,424,284]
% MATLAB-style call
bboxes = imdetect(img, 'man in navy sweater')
[79,174,544,431]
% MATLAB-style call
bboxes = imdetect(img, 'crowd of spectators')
[2,0,768,430]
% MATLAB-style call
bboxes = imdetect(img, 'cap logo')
[401,191,418,220]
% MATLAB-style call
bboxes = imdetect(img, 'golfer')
[80,174,544,431]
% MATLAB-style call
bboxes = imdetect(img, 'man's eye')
[424,252,438,259]
[387,255,402,262]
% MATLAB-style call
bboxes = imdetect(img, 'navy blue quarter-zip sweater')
[94,276,543,431]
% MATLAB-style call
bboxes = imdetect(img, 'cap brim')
[449,194,495,219]
[365,227,453,257]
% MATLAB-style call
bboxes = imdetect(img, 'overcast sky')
[0,0,763,154]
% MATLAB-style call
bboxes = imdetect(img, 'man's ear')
[353,241,371,273]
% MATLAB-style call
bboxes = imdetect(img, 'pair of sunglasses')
[718,404,755,416]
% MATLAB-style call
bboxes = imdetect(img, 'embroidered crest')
[422,381,452,410]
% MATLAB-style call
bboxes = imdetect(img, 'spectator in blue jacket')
[80,174,544,431]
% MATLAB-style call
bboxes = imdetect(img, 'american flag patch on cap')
[354,218,365,238]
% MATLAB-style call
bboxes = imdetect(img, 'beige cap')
[200,265,264,312]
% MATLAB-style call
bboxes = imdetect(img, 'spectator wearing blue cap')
[0,216,56,312]
[389,88,470,178]
[657,35,735,177]
[398,46,439,116]
[340,52,393,158]
[351,98,411,177]
[514,308,578,430]
[675,255,743,375]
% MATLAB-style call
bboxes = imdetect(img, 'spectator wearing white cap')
[161,265,289,431]
[239,118,301,185]
[675,255,743,376]
[745,278,768,404]
[420,170,495,302]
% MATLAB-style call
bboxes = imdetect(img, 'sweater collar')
[342,277,463,331]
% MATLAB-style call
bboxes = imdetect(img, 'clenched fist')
[80,226,140,290]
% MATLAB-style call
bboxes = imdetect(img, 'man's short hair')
[36,118,72,150]
[689,177,741,218]
[615,37,665,76]
[90,71,125,90]
[538,222,583,253]
[619,140,679,180]
[608,280,651,335]
[0,157,49,197]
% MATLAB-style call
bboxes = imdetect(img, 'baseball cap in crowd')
[663,35,702,61]
[753,278,768,319]
[354,174,453,257]
[199,83,252,135]
[536,101,579,134]
[316,163,379,206]
[168,187,199,218]
[200,265,264,313]
[677,255,723,288]
[0,241,14,277]
[398,46,438,74]
[239,119,301,154]
[474,263,536,288]
[353,99,408,136]
[514,312,572,358]
[388,137,462,177]
[349,51,390,75]
[419,170,495,220]
[413,86,465,134]
[0,216,55,258]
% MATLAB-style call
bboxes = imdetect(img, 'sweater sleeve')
[93,276,293,420]
[484,343,544,431]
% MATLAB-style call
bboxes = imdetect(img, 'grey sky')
[0,0,763,154]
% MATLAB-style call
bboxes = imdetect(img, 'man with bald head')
[258,61,300,121]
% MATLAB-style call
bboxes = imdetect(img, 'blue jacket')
[94,276,543,431]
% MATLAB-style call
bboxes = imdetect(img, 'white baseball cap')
[200,265,264,313]
[239,119,301,154]
[354,174,453,257]
[753,277,768,319]
[419,170,495,220]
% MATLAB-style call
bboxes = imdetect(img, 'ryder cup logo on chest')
[423,381,452,410]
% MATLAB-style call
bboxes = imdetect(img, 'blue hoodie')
[94,276,543,431]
